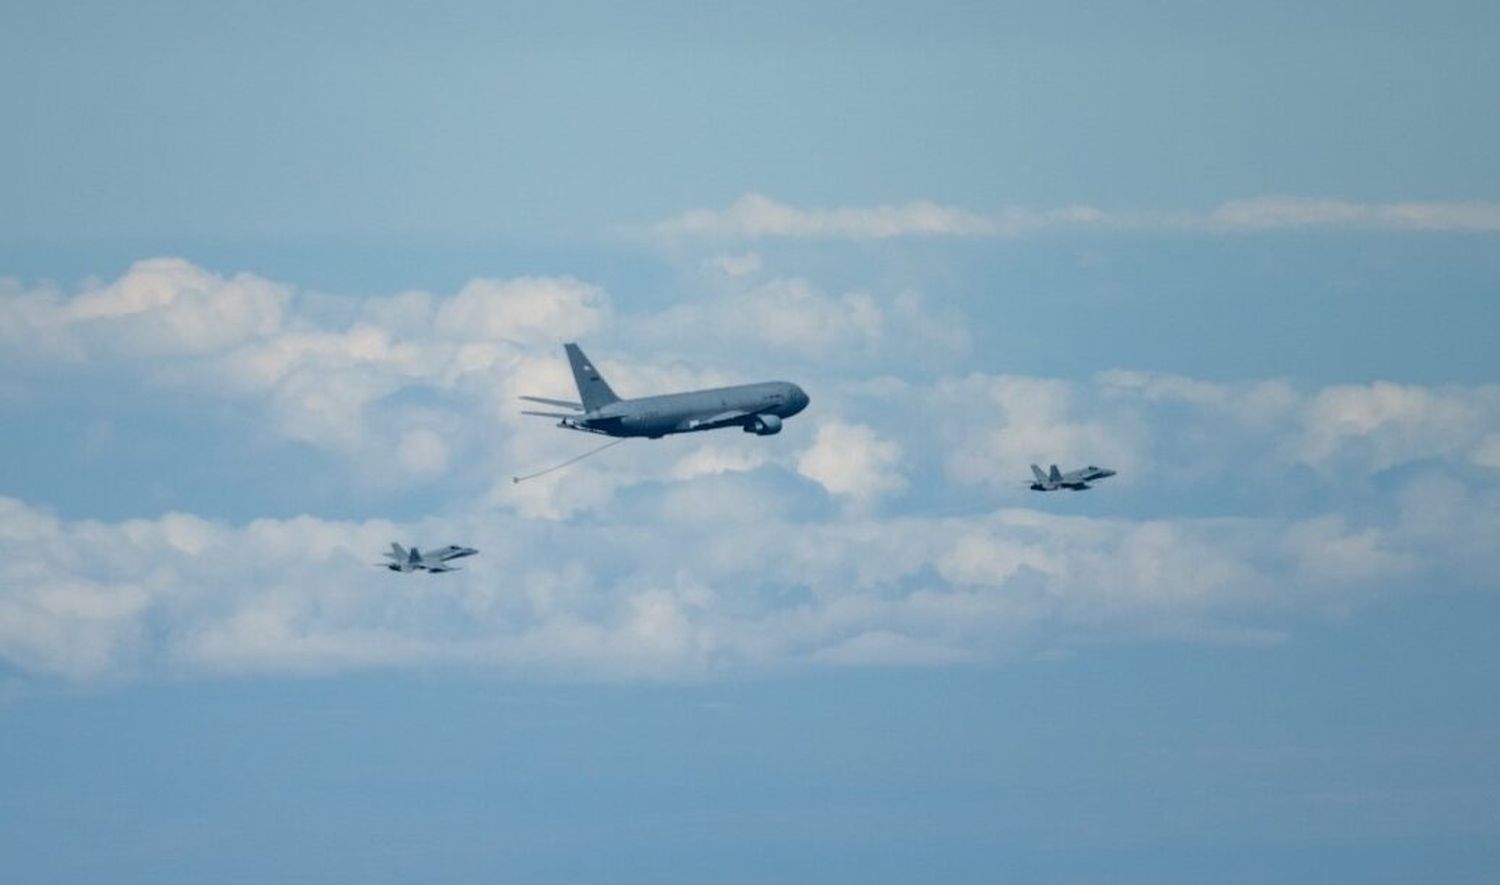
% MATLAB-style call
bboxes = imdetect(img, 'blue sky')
[3,2,1499,881]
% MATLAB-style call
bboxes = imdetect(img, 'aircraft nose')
[790,384,810,414]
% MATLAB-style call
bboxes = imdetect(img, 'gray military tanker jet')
[1029,464,1116,491]
[379,543,478,573]
[521,343,810,438]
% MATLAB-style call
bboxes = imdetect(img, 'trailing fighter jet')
[378,543,478,573]
[1029,464,1116,491]
[521,343,810,439]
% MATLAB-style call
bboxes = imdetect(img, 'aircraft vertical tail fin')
[1048,465,1062,483]
[408,546,422,566]
[390,542,406,559]
[1031,464,1048,483]
[564,343,621,412]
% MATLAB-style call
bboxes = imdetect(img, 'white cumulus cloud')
[797,421,907,504]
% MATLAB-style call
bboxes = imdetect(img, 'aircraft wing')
[680,410,752,431]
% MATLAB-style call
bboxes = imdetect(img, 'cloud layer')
[652,194,1500,239]
[2,259,1498,682]
[4,461,1494,681]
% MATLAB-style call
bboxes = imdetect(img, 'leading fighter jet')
[521,343,810,438]
[379,543,478,573]
[1029,464,1116,491]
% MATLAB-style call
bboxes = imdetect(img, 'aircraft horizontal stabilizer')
[521,410,580,419]
[520,396,584,410]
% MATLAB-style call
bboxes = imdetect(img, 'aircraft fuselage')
[1029,465,1117,492]
[569,381,809,438]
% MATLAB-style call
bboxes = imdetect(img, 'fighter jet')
[1029,464,1116,491]
[378,543,478,573]
[521,343,810,439]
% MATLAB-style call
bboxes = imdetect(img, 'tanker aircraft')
[521,343,809,439]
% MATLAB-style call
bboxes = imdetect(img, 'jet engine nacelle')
[745,414,782,435]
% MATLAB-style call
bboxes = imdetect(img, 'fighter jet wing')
[680,410,752,431]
